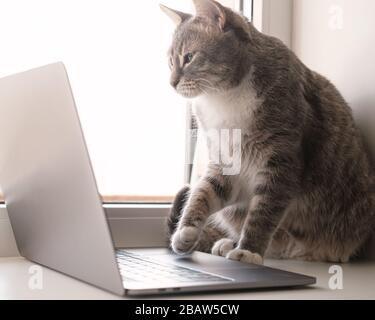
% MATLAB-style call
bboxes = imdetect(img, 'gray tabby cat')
[161,0,375,264]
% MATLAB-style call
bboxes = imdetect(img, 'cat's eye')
[183,52,194,65]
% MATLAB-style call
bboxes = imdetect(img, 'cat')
[160,0,375,264]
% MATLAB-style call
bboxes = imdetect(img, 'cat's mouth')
[176,80,202,98]
[177,88,201,98]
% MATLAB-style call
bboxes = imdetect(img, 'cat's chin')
[176,88,202,99]
[178,91,201,99]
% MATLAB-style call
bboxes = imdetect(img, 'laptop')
[0,63,316,296]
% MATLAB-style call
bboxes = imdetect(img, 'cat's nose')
[170,76,180,88]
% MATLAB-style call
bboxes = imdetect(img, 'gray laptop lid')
[0,63,124,295]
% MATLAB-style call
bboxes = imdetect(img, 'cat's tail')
[167,185,191,241]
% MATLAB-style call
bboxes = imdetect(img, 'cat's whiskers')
[196,78,217,89]
[200,87,210,96]
[178,81,200,98]
[195,78,215,86]
[196,79,219,94]
[199,84,215,93]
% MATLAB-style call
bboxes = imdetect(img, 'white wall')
[293,0,375,154]
[292,0,375,258]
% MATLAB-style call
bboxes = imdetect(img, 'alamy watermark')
[28,265,43,290]
[328,265,343,290]
[329,4,344,30]
[187,128,242,176]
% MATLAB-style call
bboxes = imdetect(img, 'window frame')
[252,0,293,48]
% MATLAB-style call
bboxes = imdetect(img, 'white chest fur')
[191,73,264,199]
[192,74,261,131]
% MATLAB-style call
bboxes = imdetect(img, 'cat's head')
[160,0,251,98]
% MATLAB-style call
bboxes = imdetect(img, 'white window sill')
[0,203,171,257]
[105,203,170,248]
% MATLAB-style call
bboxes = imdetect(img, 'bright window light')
[0,0,238,202]
[0,0,194,201]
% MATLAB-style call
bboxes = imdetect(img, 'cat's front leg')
[171,169,231,254]
[227,154,300,265]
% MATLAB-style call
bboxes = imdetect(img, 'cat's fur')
[161,0,375,264]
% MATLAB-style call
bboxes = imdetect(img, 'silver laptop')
[0,63,316,296]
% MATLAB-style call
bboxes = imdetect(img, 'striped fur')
[162,0,375,263]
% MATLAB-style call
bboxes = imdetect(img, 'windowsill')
[0,202,171,256]
[102,195,174,203]
[0,202,171,218]
[1,256,375,299]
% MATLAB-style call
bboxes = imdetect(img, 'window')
[0,0,246,204]
[0,0,190,203]
[241,0,254,19]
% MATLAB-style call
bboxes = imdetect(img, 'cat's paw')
[211,238,235,257]
[226,248,263,265]
[171,226,201,255]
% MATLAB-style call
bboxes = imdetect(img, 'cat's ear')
[160,4,191,26]
[192,0,226,30]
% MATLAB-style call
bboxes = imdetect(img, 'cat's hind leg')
[167,184,227,254]
[194,225,227,253]
[211,238,235,256]
[265,228,308,260]
[171,166,232,254]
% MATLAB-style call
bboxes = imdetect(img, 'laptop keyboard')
[116,250,232,284]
